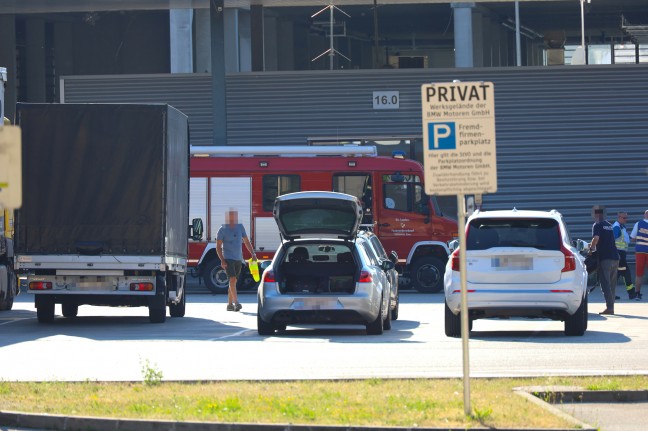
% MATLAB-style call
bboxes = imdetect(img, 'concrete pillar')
[224,8,239,72]
[451,3,475,67]
[210,0,227,146]
[472,9,484,67]
[0,15,17,120]
[239,9,251,72]
[251,5,264,71]
[195,8,211,73]
[170,9,194,73]
[25,18,46,102]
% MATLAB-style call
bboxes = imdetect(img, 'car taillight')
[130,282,154,291]
[451,249,460,272]
[561,244,576,272]
[29,281,52,290]
[358,270,372,283]
[263,271,276,283]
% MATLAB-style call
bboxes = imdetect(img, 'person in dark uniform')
[589,205,619,315]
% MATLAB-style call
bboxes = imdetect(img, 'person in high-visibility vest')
[630,209,648,301]
[613,211,636,299]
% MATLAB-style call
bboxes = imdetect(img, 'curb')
[0,408,588,431]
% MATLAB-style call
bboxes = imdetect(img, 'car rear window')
[467,218,561,251]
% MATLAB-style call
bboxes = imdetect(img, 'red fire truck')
[189,146,458,293]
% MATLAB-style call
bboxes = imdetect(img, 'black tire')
[565,294,587,336]
[169,287,186,318]
[391,292,399,321]
[0,268,16,311]
[366,297,384,335]
[444,300,461,338]
[203,259,229,294]
[0,294,14,311]
[36,297,55,323]
[410,256,445,293]
[257,305,275,335]
[383,296,392,330]
[148,277,167,323]
[61,303,78,318]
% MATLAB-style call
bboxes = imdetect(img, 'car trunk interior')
[277,244,358,294]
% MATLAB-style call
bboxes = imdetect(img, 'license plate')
[292,298,340,310]
[491,256,533,270]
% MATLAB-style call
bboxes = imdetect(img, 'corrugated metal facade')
[61,65,648,245]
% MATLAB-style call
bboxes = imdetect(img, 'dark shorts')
[224,259,243,278]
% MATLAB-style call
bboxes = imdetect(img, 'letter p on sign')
[429,122,456,150]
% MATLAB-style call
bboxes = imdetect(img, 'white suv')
[444,209,588,337]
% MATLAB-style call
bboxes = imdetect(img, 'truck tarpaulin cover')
[14,103,189,257]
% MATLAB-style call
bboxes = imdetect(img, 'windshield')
[467,218,561,251]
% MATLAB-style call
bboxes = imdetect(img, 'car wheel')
[257,305,275,336]
[366,297,384,335]
[564,294,587,336]
[36,297,55,323]
[61,303,78,318]
[444,300,461,338]
[410,256,445,293]
[203,259,229,294]
[383,297,392,330]
[391,292,399,321]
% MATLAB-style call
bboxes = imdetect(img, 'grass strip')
[1,376,646,429]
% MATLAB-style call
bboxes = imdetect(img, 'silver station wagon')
[257,191,395,335]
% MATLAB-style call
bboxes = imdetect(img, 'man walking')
[613,211,636,299]
[630,209,648,301]
[216,208,256,311]
[590,206,619,315]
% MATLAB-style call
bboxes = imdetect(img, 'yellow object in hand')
[248,258,260,282]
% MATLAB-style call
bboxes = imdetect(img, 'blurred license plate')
[293,298,340,310]
[491,256,533,270]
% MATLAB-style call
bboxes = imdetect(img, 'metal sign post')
[421,81,497,417]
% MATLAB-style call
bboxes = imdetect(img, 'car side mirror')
[381,259,396,271]
[389,250,398,265]
[574,239,588,252]
[447,239,459,252]
[189,218,204,241]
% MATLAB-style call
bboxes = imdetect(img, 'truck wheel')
[444,300,461,338]
[410,256,445,293]
[148,277,167,323]
[36,298,55,323]
[62,303,78,318]
[169,288,186,318]
[203,259,229,294]
[0,294,13,311]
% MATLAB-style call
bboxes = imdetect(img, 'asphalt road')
[1,285,648,382]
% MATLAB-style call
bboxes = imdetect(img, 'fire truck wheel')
[36,297,55,323]
[203,259,229,294]
[410,256,445,293]
[62,303,78,318]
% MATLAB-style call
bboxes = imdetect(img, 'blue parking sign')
[428,122,456,150]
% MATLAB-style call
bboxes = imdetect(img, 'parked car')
[257,191,395,335]
[444,209,589,337]
[360,229,400,320]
